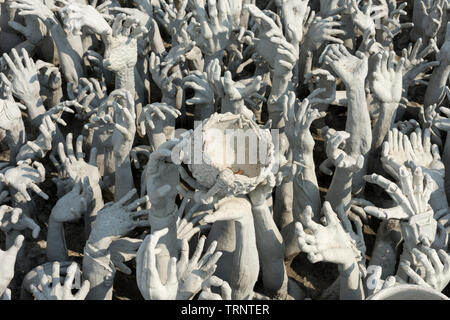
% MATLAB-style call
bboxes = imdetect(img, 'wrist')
[338,259,357,275]
[87,232,114,251]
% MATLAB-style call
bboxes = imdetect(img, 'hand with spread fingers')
[29,262,90,300]
[0,160,48,202]
[399,247,450,292]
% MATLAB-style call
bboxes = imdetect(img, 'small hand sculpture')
[198,276,232,300]
[369,50,404,104]
[177,236,222,299]
[103,13,147,73]
[0,160,48,201]
[141,102,181,138]
[0,206,40,239]
[295,202,363,268]
[58,2,111,36]
[50,178,94,223]
[283,92,322,156]
[402,38,439,90]
[30,262,90,300]
[399,247,450,292]
[245,4,298,74]
[411,0,445,40]
[304,14,346,51]
[88,189,149,246]
[52,133,101,190]
[363,167,434,220]
[155,0,191,45]
[278,0,310,45]
[346,0,386,36]
[381,2,414,39]
[320,43,368,87]
[2,48,40,107]
[325,129,364,172]
[136,228,178,300]
[381,127,445,211]
[189,0,234,57]
[305,69,337,104]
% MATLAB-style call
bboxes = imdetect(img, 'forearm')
[292,152,321,220]
[252,203,288,299]
[114,157,135,201]
[371,103,397,152]
[44,17,84,84]
[338,261,364,300]
[47,217,68,262]
[231,217,260,300]
[5,120,26,163]
[83,241,115,300]
[115,67,135,93]
[297,45,313,87]
[345,85,372,194]
[23,96,46,128]
[268,73,292,129]
[148,209,179,285]
[424,63,450,107]
[84,185,104,238]
[345,85,372,157]
[326,168,353,213]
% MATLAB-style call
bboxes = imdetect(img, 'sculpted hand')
[136,228,178,300]
[189,0,234,57]
[0,206,40,238]
[30,262,90,300]
[399,247,450,292]
[103,13,147,73]
[363,166,434,220]
[325,129,364,172]
[295,202,362,268]
[320,43,368,87]
[305,14,346,50]
[110,237,143,275]
[198,276,232,300]
[369,50,404,104]
[50,178,94,223]
[52,133,101,190]
[141,102,181,137]
[177,236,222,300]
[2,48,40,104]
[412,0,445,39]
[88,189,149,246]
[245,4,298,74]
[0,160,47,201]
[401,38,439,90]
[283,91,322,156]
[58,2,112,36]
[381,2,414,39]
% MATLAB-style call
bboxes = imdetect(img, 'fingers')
[300,206,320,232]
[64,262,78,291]
[117,188,138,206]
[399,260,427,286]
[52,262,61,289]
